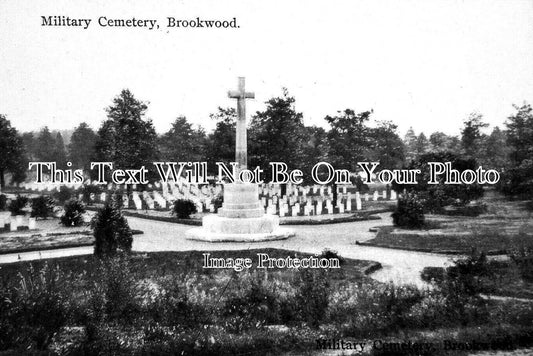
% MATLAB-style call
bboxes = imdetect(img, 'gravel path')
[128,213,453,287]
[0,213,454,286]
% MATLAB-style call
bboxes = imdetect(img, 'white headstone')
[29,217,36,230]
[373,191,379,201]
[10,219,17,231]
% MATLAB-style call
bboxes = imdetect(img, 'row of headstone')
[0,215,37,232]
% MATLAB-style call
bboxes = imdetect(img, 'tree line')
[1,89,531,197]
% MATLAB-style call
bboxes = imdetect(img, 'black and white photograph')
[1,1,532,355]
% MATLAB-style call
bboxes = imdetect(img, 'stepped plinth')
[186,183,294,242]
[186,77,294,242]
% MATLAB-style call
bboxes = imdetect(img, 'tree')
[414,133,429,158]
[21,132,37,161]
[0,115,26,188]
[205,107,237,173]
[506,103,533,165]
[249,89,307,182]
[325,109,372,202]
[300,126,329,183]
[461,112,488,157]
[499,103,533,197]
[159,116,206,162]
[35,126,56,162]
[479,126,509,170]
[94,89,159,182]
[368,120,405,169]
[403,127,418,162]
[52,133,68,169]
[325,109,372,171]
[69,122,97,171]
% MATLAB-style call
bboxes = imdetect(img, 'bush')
[53,186,73,204]
[0,194,6,210]
[60,199,86,227]
[172,199,197,219]
[394,152,485,212]
[392,192,425,228]
[8,195,28,216]
[31,196,55,219]
[92,203,133,257]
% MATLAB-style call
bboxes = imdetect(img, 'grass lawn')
[364,190,533,254]
[0,218,93,254]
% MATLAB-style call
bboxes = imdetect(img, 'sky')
[1,0,532,137]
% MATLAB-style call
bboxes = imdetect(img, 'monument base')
[186,183,295,242]
[186,214,294,242]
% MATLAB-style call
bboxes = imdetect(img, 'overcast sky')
[1,0,532,137]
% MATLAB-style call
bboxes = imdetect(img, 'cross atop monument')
[228,77,254,173]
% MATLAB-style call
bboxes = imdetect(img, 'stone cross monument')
[186,77,294,242]
[228,77,254,173]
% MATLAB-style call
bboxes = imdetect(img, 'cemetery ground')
[1,247,533,355]
[362,190,532,255]
[1,188,533,354]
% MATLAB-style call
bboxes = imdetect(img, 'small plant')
[53,186,73,204]
[0,194,7,210]
[172,199,197,219]
[60,199,86,227]
[8,195,29,216]
[92,203,133,257]
[31,196,55,219]
[392,192,425,228]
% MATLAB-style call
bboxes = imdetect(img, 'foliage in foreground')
[0,251,532,355]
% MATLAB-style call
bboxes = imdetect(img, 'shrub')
[8,195,29,215]
[394,152,484,212]
[53,186,73,204]
[89,257,140,322]
[30,196,55,219]
[92,203,133,257]
[392,192,425,228]
[60,199,86,227]
[172,199,197,219]
[0,194,6,210]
